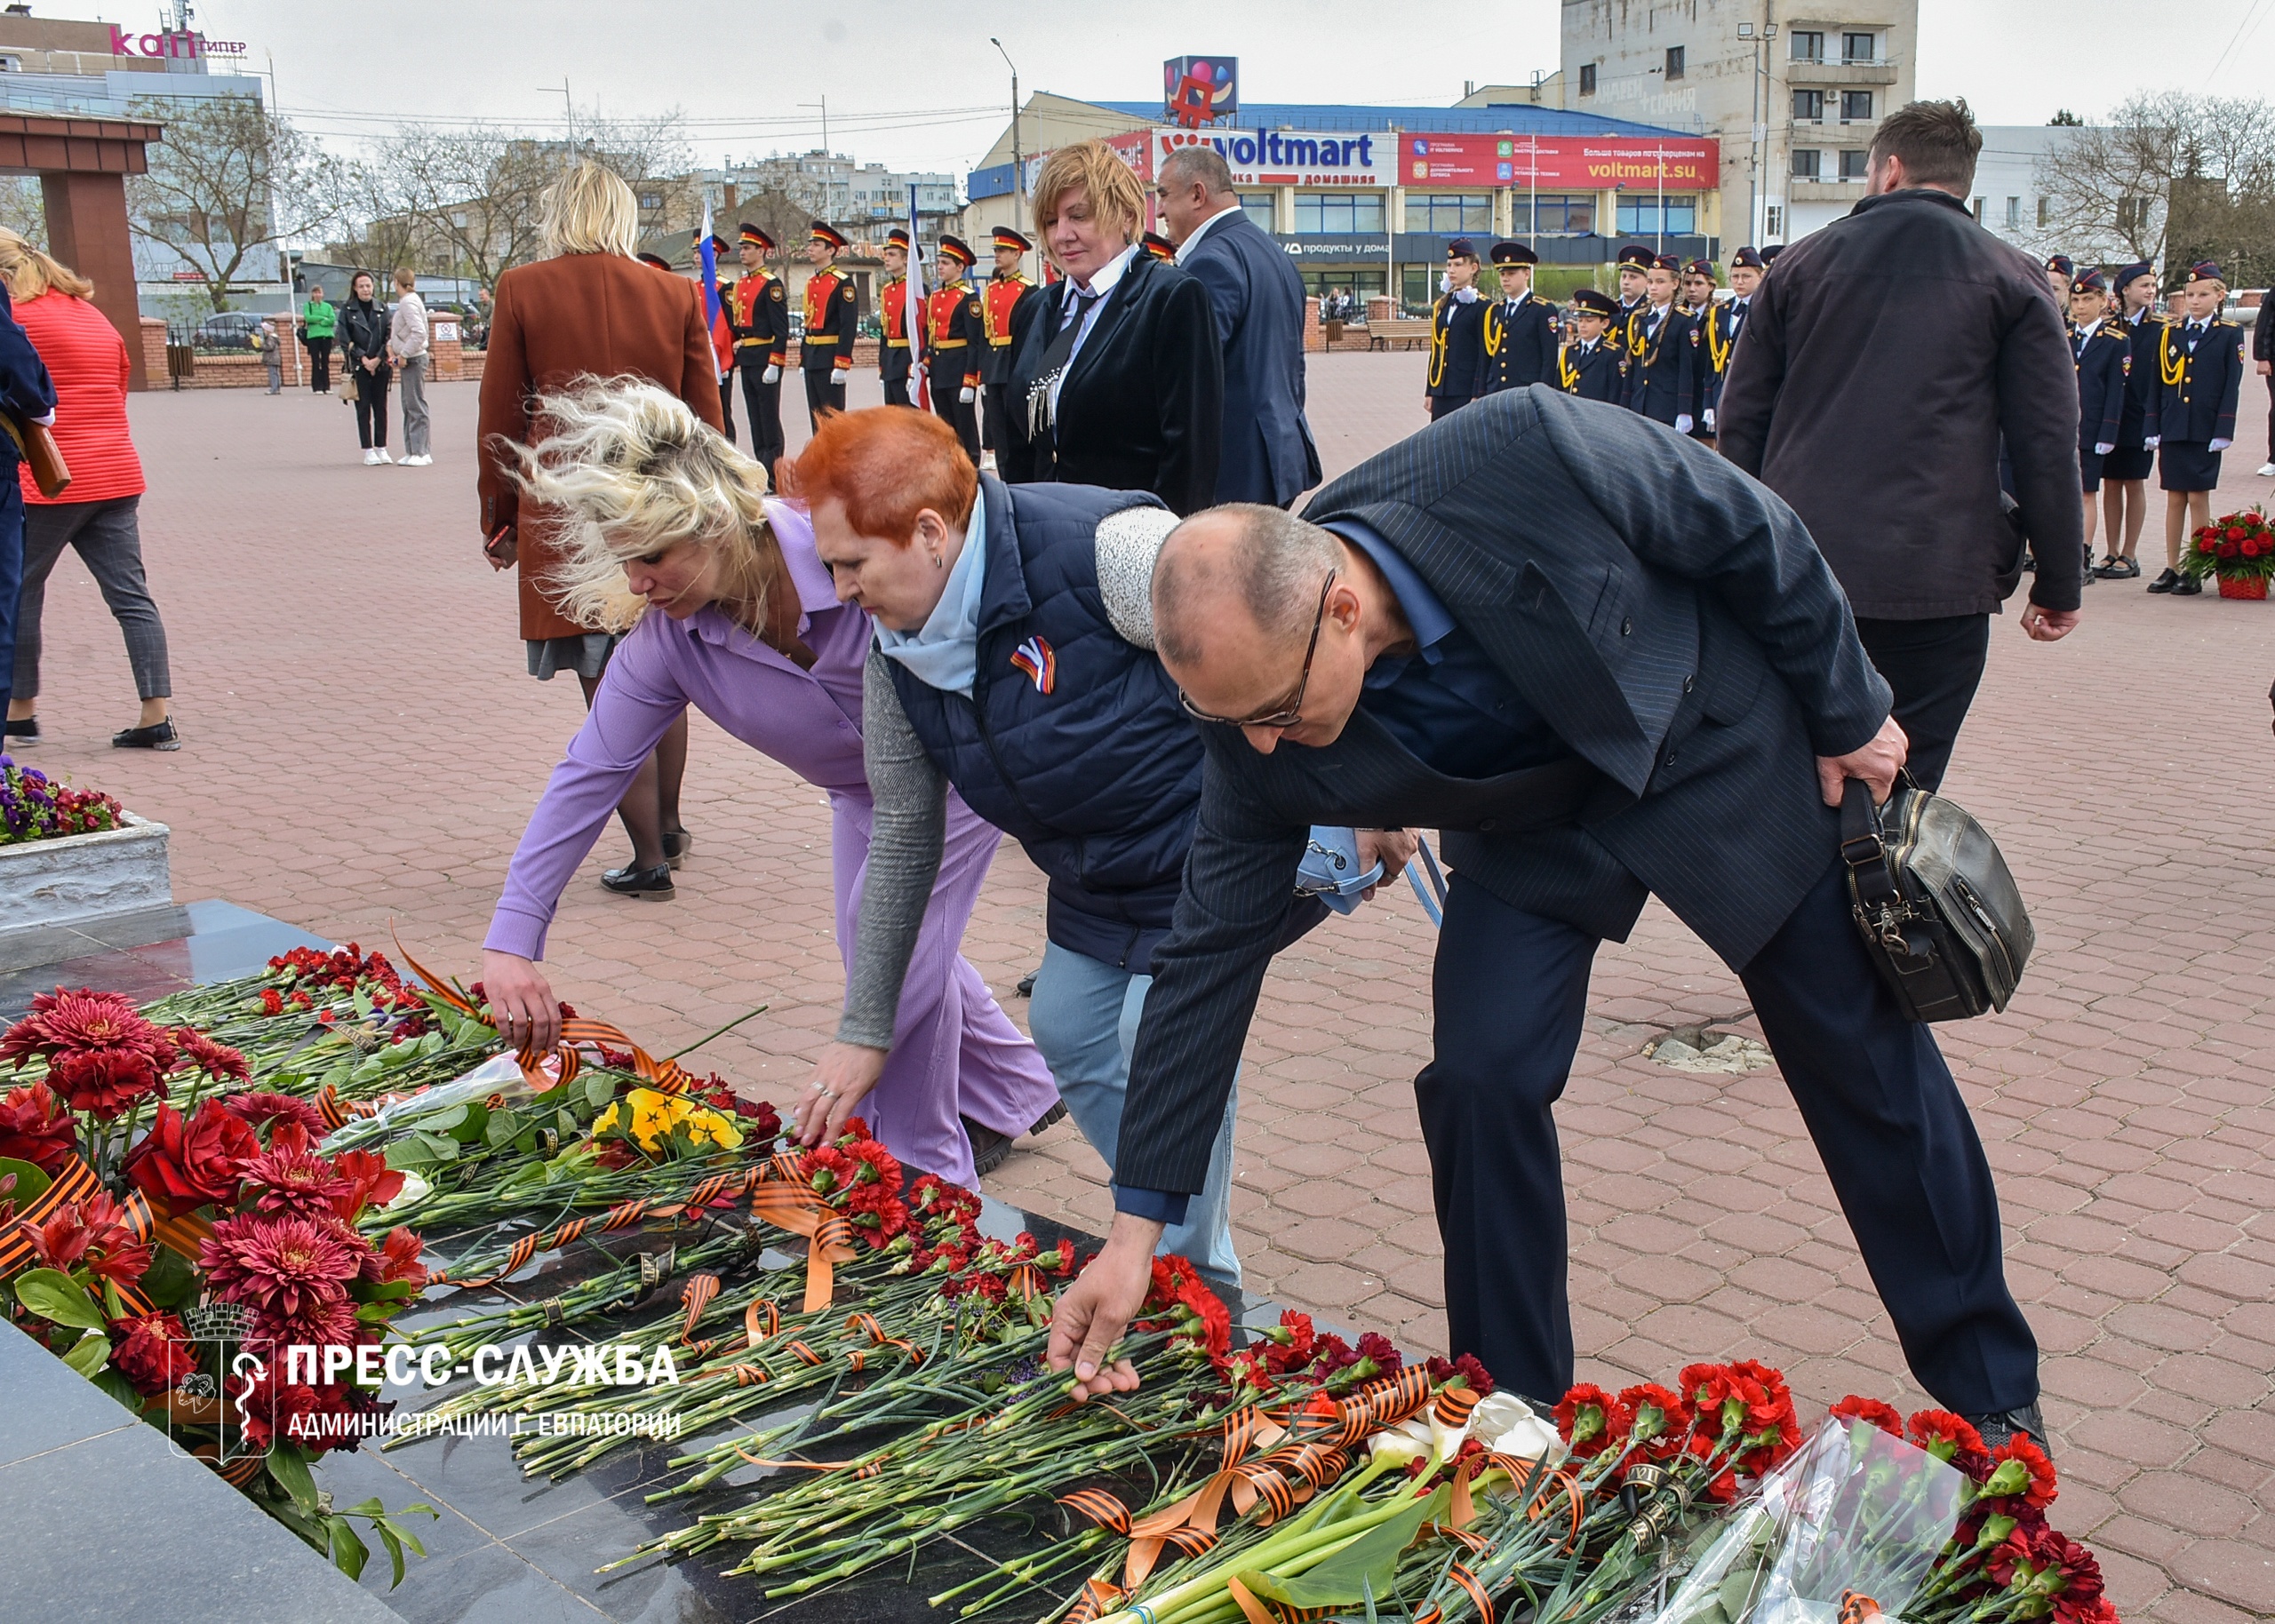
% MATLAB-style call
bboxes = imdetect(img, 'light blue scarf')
[874,498,987,697]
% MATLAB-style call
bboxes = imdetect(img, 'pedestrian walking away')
[1718,98,2082,792]
[337,270,394,464]
[0,230,168,752]
[388,268,432,464]
[1048,387,2047,1458]
[2143,261,2247,595]
[798,221,858,429]
[300,284,334,392]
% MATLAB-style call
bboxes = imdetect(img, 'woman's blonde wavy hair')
[0,228,93,301]
[499,378,779,633]
[539,161,641,259]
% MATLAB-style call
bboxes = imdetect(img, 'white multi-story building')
[1559,0,1918,246]
[700,154,959,232]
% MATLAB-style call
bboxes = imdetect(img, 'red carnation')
[0,1079,78,1174]
[1553,1383,1631,1457]
[843,1182,909,1246]
[1686,1428,1743,1502]
[1831,1396,1905,1437]
[236,1123,354,1220]
[1353,1331,1402,1376]
[222,1091,328,1141]
[1617,1383,1692,1459]
[19,1189,151,1285]
[329,1147,404,1222]
[1990,1435,2059,1509]
[110,1310,198,1397]
[1425,1352,1496,1397]
[842,1137,903,1194]
[201,1211,365,1325]
[1909,1409,1993,1478]
[259,988,284,1015]
[800,1144,857,1197]
[1264,1310,1318,1374]
[124,1098,259,1218]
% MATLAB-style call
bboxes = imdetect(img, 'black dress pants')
[1419,856,2039,1414]
[353,366,390,449]
[305,336,331,392]
[740,358,784,473]
[928,358,980,463]
[803,367,840,429]
[1852,615,1990,792]
[1429,394,1473,421]
[983,382,1019,459]
[715,375,737,445]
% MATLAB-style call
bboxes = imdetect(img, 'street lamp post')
[991,37,1022,231]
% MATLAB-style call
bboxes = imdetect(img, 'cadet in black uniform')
[1618,252,1696,429]
[980,226,1042,462]
[1425,237,1489,419]
[2045,253,2074,306]
[2146,260,2247,595]
[1680,257,1730,442]
[1557,287,1623,402]
[2068,268,2129,565]
[1481,240,1559,394]
[876,226,916,406]
[924,234,986,463]
[2095,260,2161,578]
[798,220,858,427]
[1612,243,1654,322]
[728,225,791,471]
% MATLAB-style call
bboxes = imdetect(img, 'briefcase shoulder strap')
[1840,778,1899,909]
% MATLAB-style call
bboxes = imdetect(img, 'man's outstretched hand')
[1047,1213,1161,1400]
[1816,713,1909,808]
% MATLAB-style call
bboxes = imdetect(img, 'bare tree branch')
[126,94,345,311]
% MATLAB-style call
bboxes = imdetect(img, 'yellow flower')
[593,1103,621,1135]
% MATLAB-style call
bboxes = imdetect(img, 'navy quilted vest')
[886,476,1203,974]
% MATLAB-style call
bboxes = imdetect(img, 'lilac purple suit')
[483,499,1059,1183]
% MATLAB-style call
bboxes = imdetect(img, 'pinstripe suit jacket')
[1114,386,1894,1197]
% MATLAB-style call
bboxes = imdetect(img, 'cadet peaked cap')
[1760,243,1786,261]
[937,235,976,266]
[2046,253,2074,276]
[1446,237,1480,260]
[808,220,849,251]
[1571,288,1618,316]
[992,226,1033,252]
[1489,241,1537,267]
[2188,259,2223,282]
[1140,231,1177,261]
[1651,252,1681,272]
[738,224,774,251]
[2113,261,2154,291]
[884,226,911,249]
[2071,267,2107,294]
[1616,243,1656,268]
[635,251,674,271]
[1683,259,1715,278]
[1730,246,1766,269]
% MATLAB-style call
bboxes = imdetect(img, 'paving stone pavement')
[17,356,2273,1623]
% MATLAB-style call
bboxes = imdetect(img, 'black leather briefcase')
[1840,777,2034,1023]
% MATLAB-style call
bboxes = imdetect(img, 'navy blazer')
[1618,303,1696,425]
[2152,317,2247,445]
[1115,388,1893,1196]
[2071,322,2127,452]
[1481,291,1560,394]
[1179,210,1321,506]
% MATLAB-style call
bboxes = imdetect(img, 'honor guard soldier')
[2095,261,2164,578]
[1140,231,1178,262]
[1557,287,1623,402]
[2144,260,2247,596]
[1481,240,1559,394]
[1685,258,1739,442]
[925,234,986,463]
[729,225,791,468]
[686,235,737,445]
[2068,267,2129,566]
[980,226,1042,463]
[1425,237,1489,419]
[877,226,917,407]
[798,220,858,428]
[1618,252,1698,430]
[2045,253,2074,306]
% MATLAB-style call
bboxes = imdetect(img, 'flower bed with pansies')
[0,756,124,846]
[0,943,2120,1623]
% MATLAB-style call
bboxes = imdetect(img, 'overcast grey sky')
[181,0,2271,174]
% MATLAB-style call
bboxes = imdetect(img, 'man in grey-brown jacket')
[1718,99,2081,791]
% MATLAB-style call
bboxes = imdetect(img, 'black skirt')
[2158,441,2222,492]
[2079,450,2104,492]
[2101,445,2154,482]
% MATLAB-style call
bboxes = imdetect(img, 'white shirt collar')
[1066,242,1139,304]
[1173,205,1241,263]
[2076,317,2103,338]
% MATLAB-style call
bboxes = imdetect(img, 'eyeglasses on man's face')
[1177,569,1337,729]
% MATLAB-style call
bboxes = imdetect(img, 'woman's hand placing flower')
[797,1041,888,1149]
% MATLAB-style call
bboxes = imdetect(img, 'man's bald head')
[1154,505,1340,668]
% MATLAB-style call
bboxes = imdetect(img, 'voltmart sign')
[1154,128,1385,187]
[109,27,250,60]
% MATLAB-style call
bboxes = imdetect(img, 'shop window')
[1616,195,1698,235]
[1518,194,1596,235]
[1292,192,1385,234]
[1409,194,1493,234]
[1240,193,1276,233]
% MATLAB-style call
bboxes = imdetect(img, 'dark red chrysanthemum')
[172,1028,250,1084]
[221,1091,328,1141]
[236,1122,354,1220]
[111,1310,198,1397]
[0,1079,78,1174]
[201,1212,364,1323]
[1,989,179,1120]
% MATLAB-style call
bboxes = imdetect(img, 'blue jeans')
[1026,942,1241,1291]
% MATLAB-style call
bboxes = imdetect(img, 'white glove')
[2095,442,2115,455]
[2209,437,2231,451]
[959,386,976,403]
[906,378,922,404]
[2143,436,2161,449]
[832,370,847,389]
[1703,408,1716,432]
[1675,414,1695,434]
[762,364,780,384]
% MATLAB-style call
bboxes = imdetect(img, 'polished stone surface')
[0,896,329,1017]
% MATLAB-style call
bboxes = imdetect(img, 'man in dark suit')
[1045,387,2046,1449]
[1157,145,1321,507]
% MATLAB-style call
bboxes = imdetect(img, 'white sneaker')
[375,449,393,465]
[362,448,379,465]
[402,453,432,466]
[2258,461,2275,478]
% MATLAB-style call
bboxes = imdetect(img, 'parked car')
[191,312,264,351]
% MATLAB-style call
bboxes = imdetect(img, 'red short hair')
[777,406,977,543]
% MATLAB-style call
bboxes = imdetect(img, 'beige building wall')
[1561,0,1916,246]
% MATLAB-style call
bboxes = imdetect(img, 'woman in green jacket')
[299,287,335,392]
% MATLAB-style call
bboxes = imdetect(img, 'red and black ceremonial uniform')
[879,272,915,399]
[727,264,791,469]
[924,271,986,463]
[799,222,859,428]
[979,227,1042,457]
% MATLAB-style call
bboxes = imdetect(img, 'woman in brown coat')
[478,162,724,896]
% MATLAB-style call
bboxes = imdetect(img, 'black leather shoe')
[2174,574,2203,595]
[964,1116,1012,1176]
[1029,1101,1068,1135]
[2146,568,2182,593]
[3,714,35,745]
[112,719,180,751]
[1966,1402,2050,1458]
[601,863,675,898]
[663,829,693,872]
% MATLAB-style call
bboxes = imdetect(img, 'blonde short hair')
[1032,140,1145,245]
[0,229,93,301]
[499,378,781,633]
[539,162,641,259]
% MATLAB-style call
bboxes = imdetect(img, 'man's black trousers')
[802,368,840,429]
[1417,854,2039,1414]
[715,375,737,445]
[1852,614,1990,792]
[739,359,784,474]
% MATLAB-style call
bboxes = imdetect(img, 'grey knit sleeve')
[836,648,950,1050]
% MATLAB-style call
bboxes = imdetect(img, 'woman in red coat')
[477,163,723,896]
[0,231,178,751]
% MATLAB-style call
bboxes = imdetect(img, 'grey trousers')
[12,496,172,701]
[397,355,429,456]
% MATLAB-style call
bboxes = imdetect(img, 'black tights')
[575,674,688,871]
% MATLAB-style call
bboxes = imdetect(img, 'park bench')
[1368,319,1433,352]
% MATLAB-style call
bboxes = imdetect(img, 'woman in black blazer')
[1003,141,1222,515]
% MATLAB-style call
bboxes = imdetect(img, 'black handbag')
[1840,776,2034,1023]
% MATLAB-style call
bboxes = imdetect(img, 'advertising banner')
[1403,133,1719,190]
[1154,128,1386,188]
[1164,56,1238,128]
